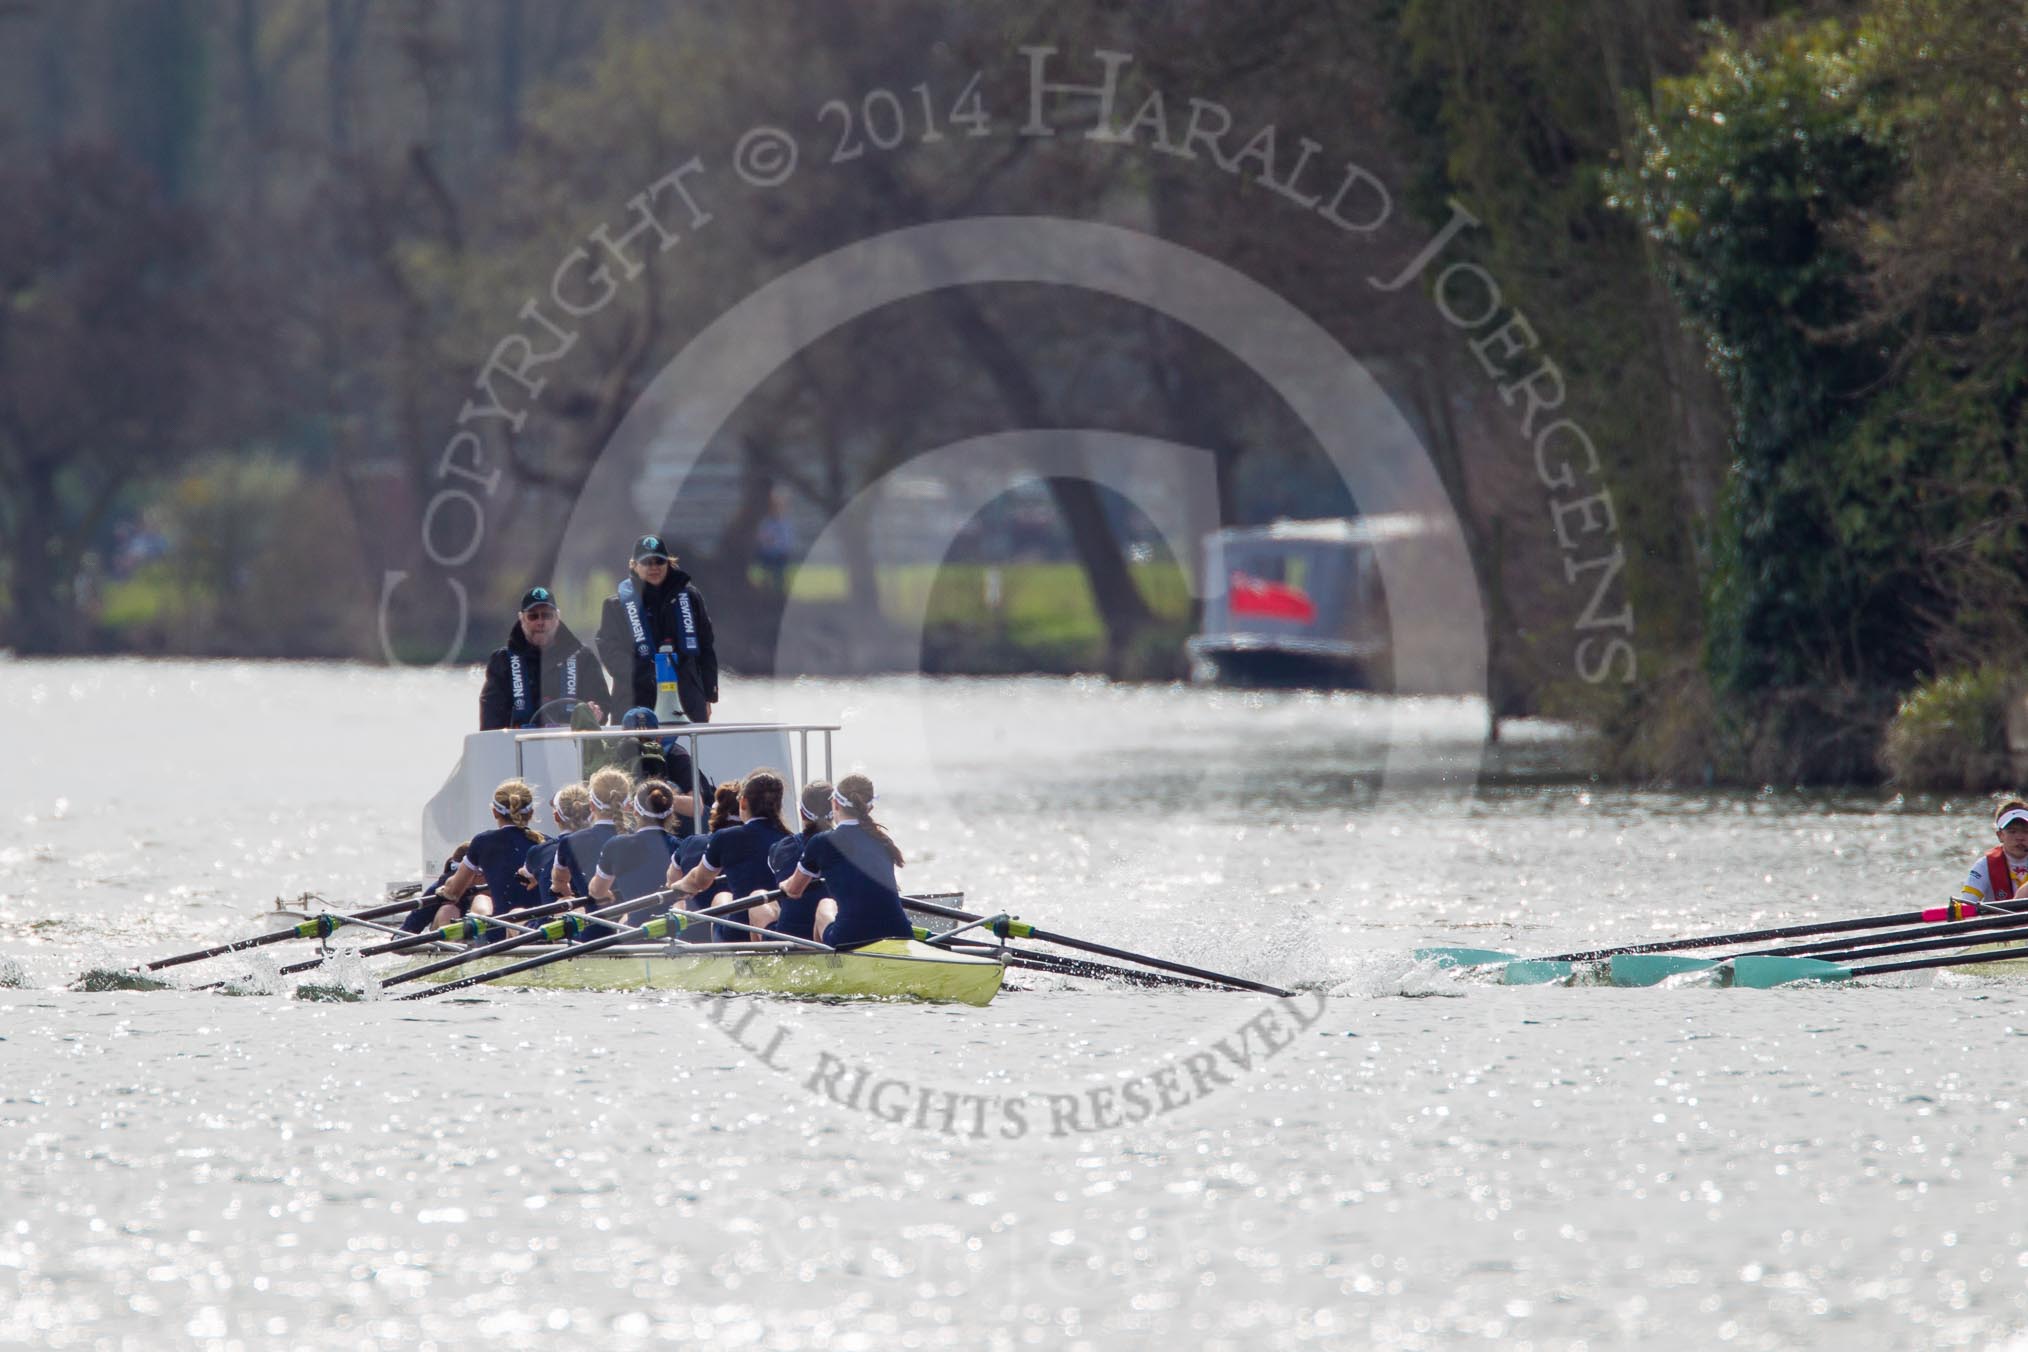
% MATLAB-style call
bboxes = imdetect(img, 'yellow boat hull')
[406,938,1005,1006]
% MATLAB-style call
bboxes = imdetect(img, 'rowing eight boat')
[397,937,1006,1006]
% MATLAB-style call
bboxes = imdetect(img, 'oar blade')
[1499,959,1574,986]
[1725,956,1849,989]
[1608,953,1719,987]
[1413,947,1517,969]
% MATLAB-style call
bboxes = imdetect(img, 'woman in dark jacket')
[479,586,611,730]
[595,534,719,724]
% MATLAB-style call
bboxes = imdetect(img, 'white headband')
[832,788,876,811]
[590,786,629,812]
[634,792,672,820]
[2000,808,2028,830]
[492,799,528,818]
[799,802,824,822]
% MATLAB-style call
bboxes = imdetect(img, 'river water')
[3,658,2026,1349]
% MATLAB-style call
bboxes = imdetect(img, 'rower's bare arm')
[669,860,717,893]
[780,868,813,900]
[438,860,479,903]
[587,872,614,903]
[550,862,574,897]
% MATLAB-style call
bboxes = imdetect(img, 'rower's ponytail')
[710,780,742,832]
[491,778,541,843]
[742,769,790,835]
[552,783,594,832]
[796,780,832,841]
[634,779,679,837]
[835,773,903,867]
[587,766,633,822]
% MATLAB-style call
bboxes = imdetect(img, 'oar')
[1761,912,2028,966]
[918,921,1222,990]
[936,938,1222,990]
[900,896,1292,997]
[1850,939,2028,977]
[1420,898,2028,973]
[394,891,780,1000]
[142,898,421,972]
[379,891,678,989]
[1606,908,2028,987]
[1692,938,2028,989]
[270,900,576,977]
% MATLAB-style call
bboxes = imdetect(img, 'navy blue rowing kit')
[553,821,619,902]
[595,826,684,920]
[403,853,466,934]
[463,826,543,914]
[700,818,792,942]
[767,833,828,940]
[795,823,911,949]
[525,838,563,908]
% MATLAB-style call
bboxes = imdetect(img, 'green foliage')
[1609,6,2028,780]
[1382,0,1743,772]
[97,455,371,657]
[1881,667,2019,791]
[1610,22,1905,703]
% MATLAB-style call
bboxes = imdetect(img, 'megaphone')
[653,644,688,724]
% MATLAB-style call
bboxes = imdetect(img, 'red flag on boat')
[1229,571,1316,624]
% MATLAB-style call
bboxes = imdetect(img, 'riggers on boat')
[396,936,1006,1006]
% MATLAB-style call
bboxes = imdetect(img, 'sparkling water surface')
[4,658,2027,1350]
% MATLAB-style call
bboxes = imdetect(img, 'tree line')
[0,0,2018,782]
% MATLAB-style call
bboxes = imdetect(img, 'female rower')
[1948,798,2028,911]
[670,770,792,942]
[522,784,593,910]
[588,779,690,923]
[668,780,742,896]
[549,766,632,906]
[765,773,912,949]
[761,780,834,942]
[430,780,545,928]
[402,841,471,935]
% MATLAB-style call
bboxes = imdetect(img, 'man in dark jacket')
[595,534,719,723]
[479,587,612,730]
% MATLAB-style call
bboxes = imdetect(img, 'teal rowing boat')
[399,937,1006,1006]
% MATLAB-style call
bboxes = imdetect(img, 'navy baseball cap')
[519,586,557,613]
[632,535,671,563]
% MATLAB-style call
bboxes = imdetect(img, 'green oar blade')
[1725,956,1850,989]
[1609,953,1719,986]
[1413,947,1518,969]
[1499,960,1573,986]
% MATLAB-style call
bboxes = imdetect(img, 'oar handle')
[144,898,416,971]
